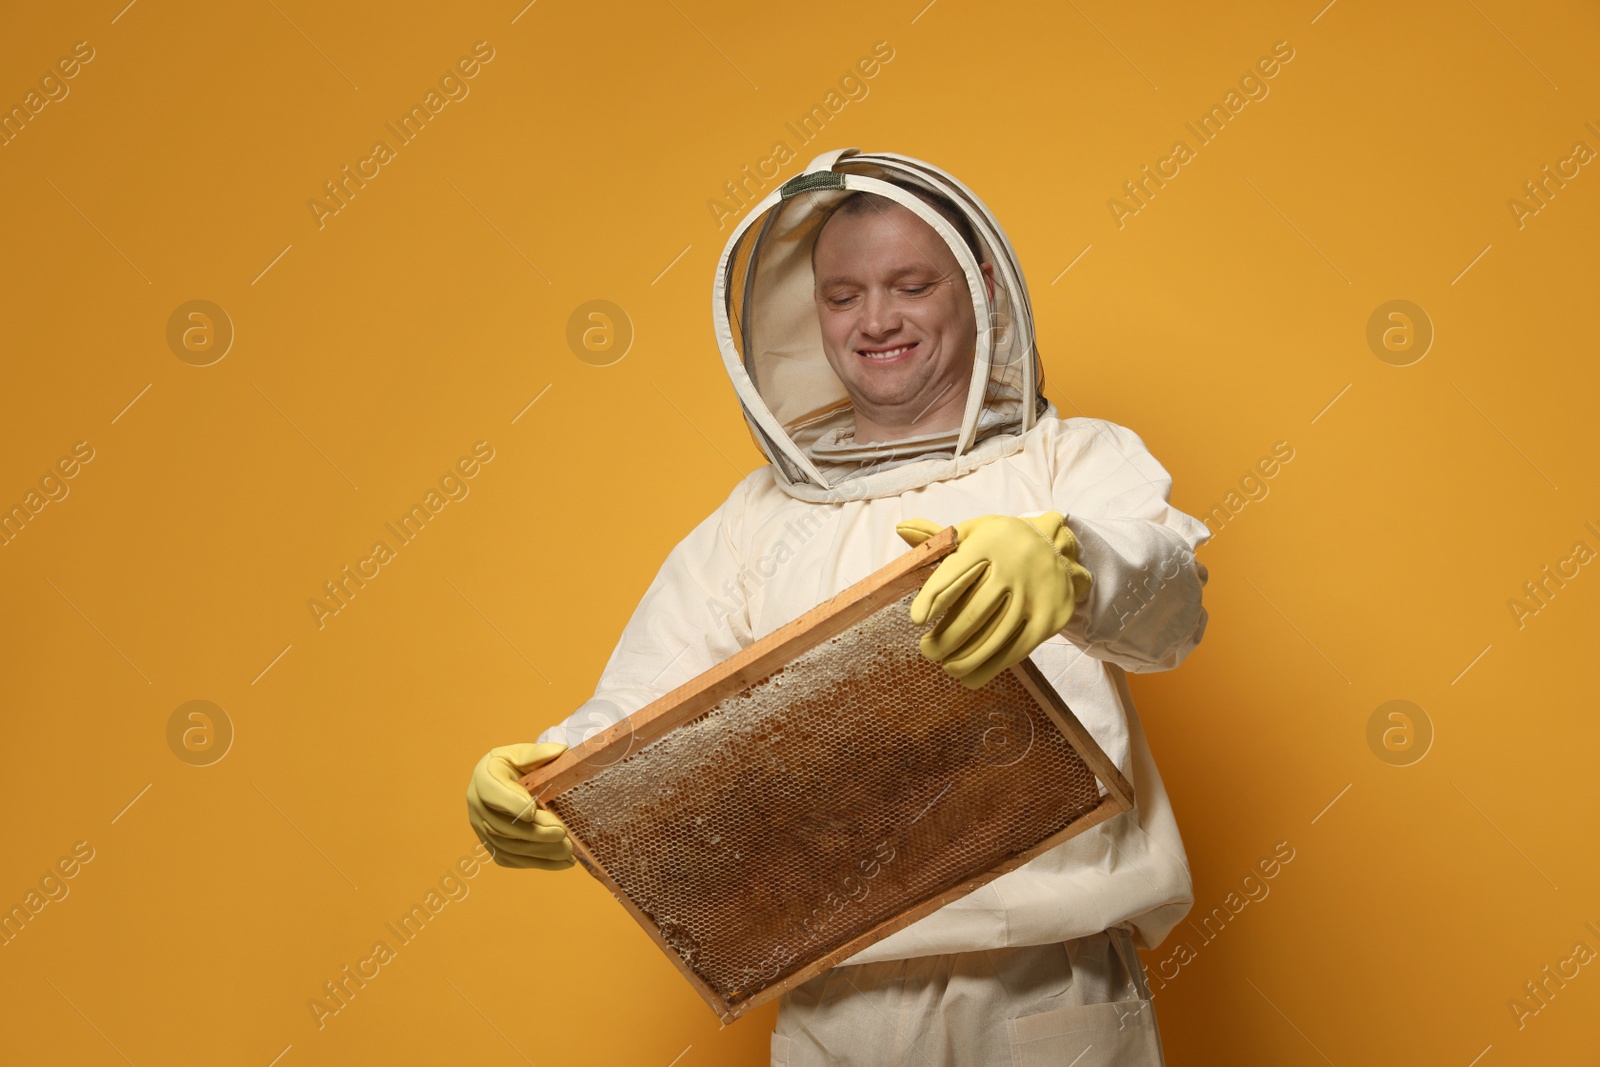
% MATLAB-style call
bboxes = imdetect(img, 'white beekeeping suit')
[537,148,1209,1066]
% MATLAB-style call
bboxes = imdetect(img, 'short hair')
[814,179,986,266]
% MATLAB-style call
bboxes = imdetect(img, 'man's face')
[811,201,991,442]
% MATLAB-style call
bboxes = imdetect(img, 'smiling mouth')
[857,342,918,362]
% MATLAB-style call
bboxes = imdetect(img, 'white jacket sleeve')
[1047,419,1211,674]
[536,477,757,748]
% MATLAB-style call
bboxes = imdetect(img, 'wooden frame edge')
[564,833,734,1020]
[1009,658,1136,810]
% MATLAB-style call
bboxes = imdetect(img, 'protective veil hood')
[714,148,1051,504]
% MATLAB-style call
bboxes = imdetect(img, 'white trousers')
[770,926,1165,1066]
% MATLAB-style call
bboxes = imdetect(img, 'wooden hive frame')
[520,525,1135,1023]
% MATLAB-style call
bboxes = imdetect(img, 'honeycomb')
[545,590,1105,1011]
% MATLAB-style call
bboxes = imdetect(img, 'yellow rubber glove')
[465,742,575,870]
[896,511,1093,689]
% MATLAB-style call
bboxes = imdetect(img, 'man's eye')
[902,285,931,296]
[825,295,856,307]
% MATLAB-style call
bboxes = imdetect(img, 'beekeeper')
[466,148,1210,1066]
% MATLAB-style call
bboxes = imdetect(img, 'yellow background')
[2,0,1596,1063]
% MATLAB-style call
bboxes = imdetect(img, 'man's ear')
[980,262,996,304]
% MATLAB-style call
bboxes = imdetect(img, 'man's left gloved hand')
[896,511,1093,689]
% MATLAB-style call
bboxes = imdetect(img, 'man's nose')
[859,289,902,337]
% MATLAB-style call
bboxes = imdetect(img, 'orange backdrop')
[2,1,1596,1064]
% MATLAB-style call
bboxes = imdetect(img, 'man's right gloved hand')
[466,742,575,870]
